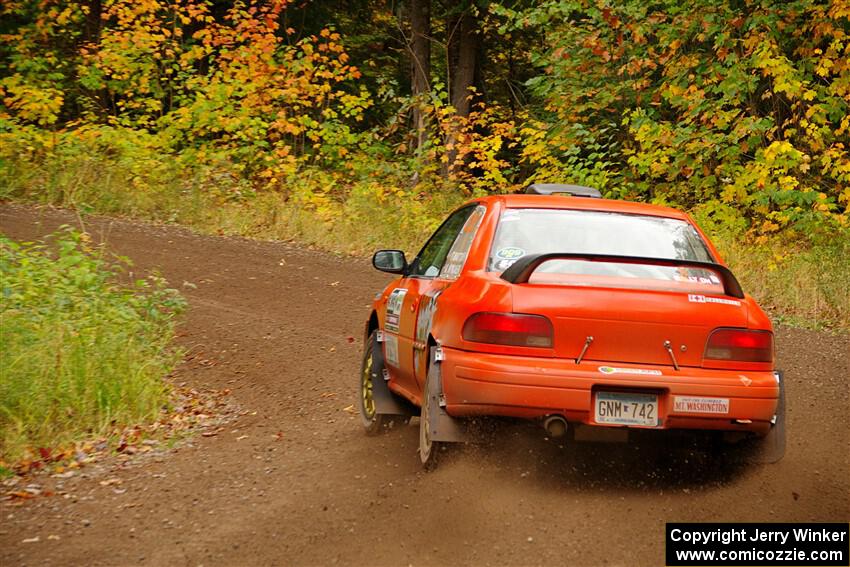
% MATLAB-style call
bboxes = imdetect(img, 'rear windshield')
[489,208,720,292]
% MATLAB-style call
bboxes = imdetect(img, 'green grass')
[717,234,850,331]
[0,229,186,462]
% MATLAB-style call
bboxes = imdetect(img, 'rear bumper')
[440,347,780,434]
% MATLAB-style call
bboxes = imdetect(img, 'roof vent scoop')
[525,183,602,198]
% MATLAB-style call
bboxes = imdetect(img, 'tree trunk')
[83,0,103,43]
[450,11,478,119]
[409,0,431,152]
[445,9,479,175]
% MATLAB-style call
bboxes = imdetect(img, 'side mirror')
[372,250,407,274]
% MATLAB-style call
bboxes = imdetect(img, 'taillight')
[704,328,773,363]
[462,312,553,348]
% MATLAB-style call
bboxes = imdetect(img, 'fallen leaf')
[7,491,36,500]
[342,405,355,414]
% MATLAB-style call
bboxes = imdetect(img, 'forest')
[1,0,849,327]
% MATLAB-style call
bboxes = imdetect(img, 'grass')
[717,235,850,330]
[1,137,847,332]
[202,193,850,332]
[0,229,186,462]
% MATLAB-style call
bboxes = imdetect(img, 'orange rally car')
[359,184,784,468]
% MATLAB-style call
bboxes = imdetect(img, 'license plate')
[594,391,659,427]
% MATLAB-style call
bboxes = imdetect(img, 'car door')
[384,205,478,401]
[411,205,486,387]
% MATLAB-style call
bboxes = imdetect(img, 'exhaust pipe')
[543,415,568,438]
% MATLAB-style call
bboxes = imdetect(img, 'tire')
[359,330,409,435]
[359,331,390,435]
[419,347,443,470]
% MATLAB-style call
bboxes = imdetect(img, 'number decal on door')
[385,288,407,333]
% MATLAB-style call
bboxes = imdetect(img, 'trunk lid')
[511,283,749,368]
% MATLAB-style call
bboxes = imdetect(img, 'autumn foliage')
[0,0,848,325]
[503,0,850,241]
[2,0,370,183]
[3,0,847,225]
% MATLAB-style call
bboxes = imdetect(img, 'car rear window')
[488,208,721,292]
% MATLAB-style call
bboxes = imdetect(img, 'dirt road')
[1,203,848,567]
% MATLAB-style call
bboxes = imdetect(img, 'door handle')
[410,299,419,312]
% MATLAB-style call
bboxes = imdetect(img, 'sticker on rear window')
[598,366,663,376]
[496,246,526,260]
[688,294,741,306]
[673,396,729,414]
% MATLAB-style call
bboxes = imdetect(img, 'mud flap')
[745,370,786,464]
[370,335,416,417]
[425,349,467,443]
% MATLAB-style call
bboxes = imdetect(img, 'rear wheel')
[419,347,444,469]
